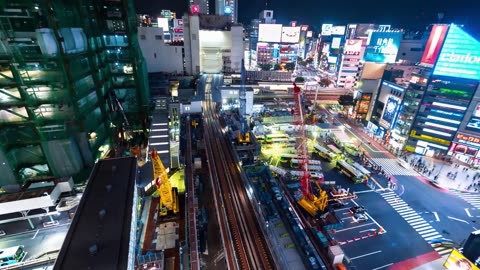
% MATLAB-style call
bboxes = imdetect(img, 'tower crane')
[292,83,328,217]
[151,148,179,216]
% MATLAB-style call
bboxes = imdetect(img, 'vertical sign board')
[364,31,403,63]
[420,24,449,67]
[433,24,480,81]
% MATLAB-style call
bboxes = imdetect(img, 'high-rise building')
[216,0,237,23]
[0,0,150,186]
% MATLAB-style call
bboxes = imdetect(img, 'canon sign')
[440,52,480,64]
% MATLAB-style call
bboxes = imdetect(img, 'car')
[353,213,368,222]
[349,206,366,214]
[330,200,346,209]
[428,238,458,248]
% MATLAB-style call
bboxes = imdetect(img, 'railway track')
[203,75,276,270]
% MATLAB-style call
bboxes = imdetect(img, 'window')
[155,35,162,40]
[410,48,422,52]
[140,35,146,40]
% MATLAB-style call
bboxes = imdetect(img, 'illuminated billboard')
[358,93,372,114]
[331,37,341,49]
[331,26,346,36]
[433,24,480,81]
[380,96,400,128]
[281,27,301,43]
[157,18,169,32]
[344,39,362,56]
[328,56,337,63]
[307,31,313,38]
[444,249,479,270]
[355,24,376,38]
[258,24,283,43]
[364,31,403,63]
[321,24,333,36]
[420,25,449,67]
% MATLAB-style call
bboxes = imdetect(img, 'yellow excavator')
[151,148,179,216]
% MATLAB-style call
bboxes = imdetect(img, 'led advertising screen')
[444,249,479,270]
[281,27,301,43]
[466,117,480,131]
[157,18,169,32]
[331,26,346,36]
[381,96,399,128]
[420,25,449,67]
[328,55,338,63]
[355,24,376,38]
[307,31,313,38]
[258,24,283,43]
[433,24,480,81]
[321,24,333,36]
[358,93,372,113]
[344,39,362,56]
[331,37,341,49]
[364,31,403,63]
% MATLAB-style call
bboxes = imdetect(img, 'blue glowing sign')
[364,31,403,63]
[224,6,232,14]
[433,25,480,81]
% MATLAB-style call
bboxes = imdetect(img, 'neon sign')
[433,24,480,80]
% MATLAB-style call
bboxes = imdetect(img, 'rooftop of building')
[53,157,137,270]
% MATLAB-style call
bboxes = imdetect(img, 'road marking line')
[350,250,382,260]
[359,229,377,233]
[447,216,469,224]
[402,214,420,219]
[433,212,440,222]
[354,190,376,194]
[409,220,427,226]
[372,263,394,270]
[465,208,472,217]
[412,223,430,229]
[422,231,441,238]
[335,223,375,232]
[351,199,386,233]
[417,227,433,232]
[398,210,416,215]
[396,206,411,212]
[425,235,443,241]
[32,229,39,240]
[419,229,436,235]
[341,217,353,220]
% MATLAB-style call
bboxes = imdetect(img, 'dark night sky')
[134,0,480,34]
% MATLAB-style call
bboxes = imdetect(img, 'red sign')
[456,133,480,144]
[174,28,183,33]
[344,39,362,56]
[190,4,200,14]
[420,25,449,67]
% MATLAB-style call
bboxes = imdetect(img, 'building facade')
[0,0,150,186]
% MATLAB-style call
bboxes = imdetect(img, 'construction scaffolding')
[0,0,150,186]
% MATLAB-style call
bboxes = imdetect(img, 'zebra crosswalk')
[380,191,452,256]
[451,190,480,209]
[371,158,420,176]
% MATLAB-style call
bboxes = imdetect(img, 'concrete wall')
[397,39,426,63]
[184,15,201,75]
[137,27,184,74]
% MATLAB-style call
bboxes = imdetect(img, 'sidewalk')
[401,153,480,194]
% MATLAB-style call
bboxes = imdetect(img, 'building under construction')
[0,0,150,186]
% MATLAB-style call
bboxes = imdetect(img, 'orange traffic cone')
[379,227,384,234]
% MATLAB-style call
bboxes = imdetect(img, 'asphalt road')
[0,223,69,261]
[316,105,479,266]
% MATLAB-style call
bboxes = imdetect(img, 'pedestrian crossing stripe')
[380,191,449,256]
[451,191,480,208]
[371,158,421,176]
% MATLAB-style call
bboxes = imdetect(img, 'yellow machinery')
[237,131,251,144]
[151,148,179,216]
[298,181,328,217]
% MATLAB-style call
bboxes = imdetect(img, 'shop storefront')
[449,133,480,166]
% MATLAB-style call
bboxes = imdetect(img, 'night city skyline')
[135,0,480,33]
